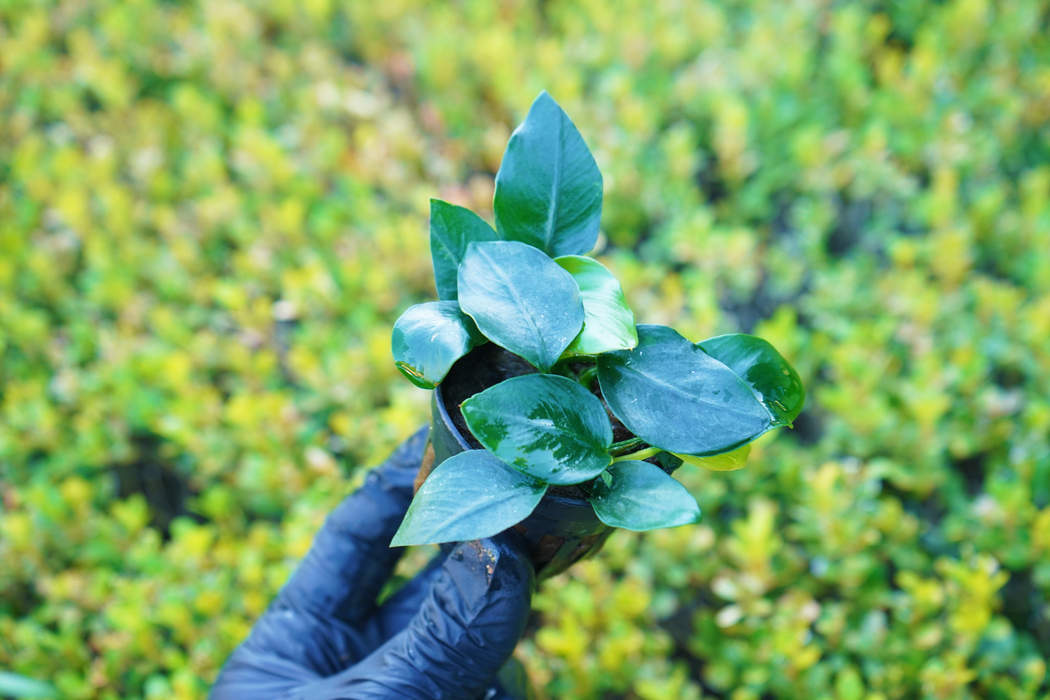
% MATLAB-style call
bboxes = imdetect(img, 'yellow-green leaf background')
[2,0,1050,697]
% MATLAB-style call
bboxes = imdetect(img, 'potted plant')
[390,92,805,578]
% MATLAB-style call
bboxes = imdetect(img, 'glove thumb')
[302,531,535,700]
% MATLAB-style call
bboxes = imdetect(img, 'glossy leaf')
[0,673,58,699]
[588,460,701,530]
[462,374,612,485]
[429,198,501,301]
[493,91,603,257]
[391,450,547,546]
[391,301,486,389]
[458,241,584,371]
[676,442,751,471]
[598,325,771,455]
[698,334,806,427]
[555,255,637,356]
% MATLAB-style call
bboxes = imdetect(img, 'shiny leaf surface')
[391,301,486,389]
[458,241,584,371]
[462,374,612,485]
[429,198,501,301]
[598,325,771,455]
[698,334,806,427]
[493,91,603,257]
[555,255,637,356]
[588,460,701,530]
[391,450,547,546]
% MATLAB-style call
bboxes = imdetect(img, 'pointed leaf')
[588,460,701,531]
[494,91,603,257]
[392,301,486,389]
[697,334,806,427]
[598,325,771,455]
[462,374,612,485]
[676,442,751,471]
[391,450,547,546]
[430,199,501,301]
[555,255,637,356]
[458,241,584,371]
[0,672,58,699]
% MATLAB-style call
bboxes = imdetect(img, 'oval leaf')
[430,198,501,301]
[697,334,805,427]
[462,374,612,485]
[391,450,547,546]
[675,442,751,471]
[588,460,701,530]
[493,91,603,257]
[0,672,58,699]
[597,325,771,455]
[391,301,486,389]
[458,241,584,371]
[555,255,637,356]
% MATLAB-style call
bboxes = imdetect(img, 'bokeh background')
[2,0,1050,697]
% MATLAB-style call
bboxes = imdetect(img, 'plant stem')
[578,366,598,390]
[609,437,645,455]
[547,362,574,379]
[550,355,597,378]
[611,446,663,463]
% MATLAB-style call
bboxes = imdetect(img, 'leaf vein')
[477,247,548,364]
[544,115,563,253]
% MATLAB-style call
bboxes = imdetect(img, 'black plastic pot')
[420,347,614,579]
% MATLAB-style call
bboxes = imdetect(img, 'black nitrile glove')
[210,427,535,700]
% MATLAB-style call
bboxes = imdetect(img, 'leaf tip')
[389,525,410,548]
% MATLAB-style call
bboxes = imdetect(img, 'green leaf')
[588,460,701,531]
[391,450,547,546]
[0,672,58,699]
[458,241,584,371]
[430,199,501,301]
[675,442,751,471]
[462,374,612,485]
[555,255,637,356]
[493,91,603,257]
[597,325,771,455]
[697,334,806,427]
[391,301,486,389]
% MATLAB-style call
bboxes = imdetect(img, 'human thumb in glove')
[209,427,535,700]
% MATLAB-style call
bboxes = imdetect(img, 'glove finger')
[296,531,535,700]
[209,642,320,700]
[279,426,428,626]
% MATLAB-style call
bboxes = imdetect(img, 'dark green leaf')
[697,334,806,427]
[588,460,701,531]
[391,450,547,546]
[676,442,751,471]
[555,255,637,356]
[430,198,501,301]
[598,325,771,455]
[462,374,612,485]
[0,672,58,699]
[458,241,584,371]
[493,91,603,257]
[391,301,486,389]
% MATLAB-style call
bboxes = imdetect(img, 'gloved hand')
[210,427,535,700]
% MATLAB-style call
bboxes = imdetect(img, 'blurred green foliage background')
[2,0,1050,697]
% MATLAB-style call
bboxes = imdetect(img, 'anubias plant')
[391,92,804,547]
